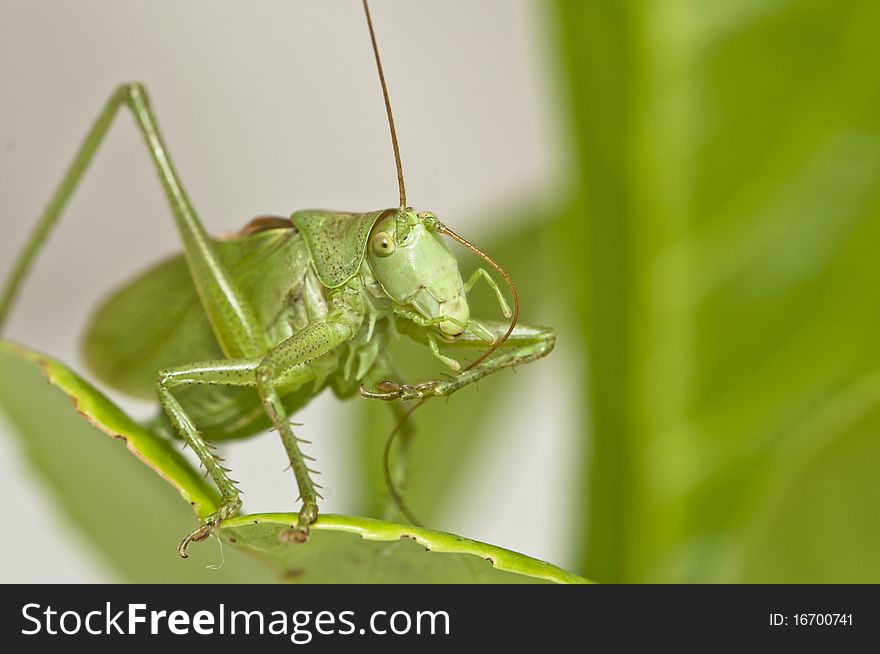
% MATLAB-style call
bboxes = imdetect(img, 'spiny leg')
[159,391,242,557]
[158,359,260,557]
[257,316,363,540]
[157,353,326,552]
[256,363,322,543]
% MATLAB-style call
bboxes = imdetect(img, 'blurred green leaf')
[736,372,880,582]
[554,0,880,581]
[0,340,587,583]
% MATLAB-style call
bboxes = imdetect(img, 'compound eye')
[371,231,396,257]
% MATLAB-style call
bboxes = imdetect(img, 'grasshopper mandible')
[0,1,556,557]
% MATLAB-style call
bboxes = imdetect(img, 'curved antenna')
[382,225,520,524]
[383,397,428,527]
[362,0,407,209]
[438,224,520,370]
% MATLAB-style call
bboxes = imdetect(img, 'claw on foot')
[178,498,241,559]
[278,503,319,545]
[178,521,215,558]
[359,380,402,400]
[279,527,310,544]
[359,380,440,401]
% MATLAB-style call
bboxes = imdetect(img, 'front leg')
[392,305,496,368]
[361,321,556,401]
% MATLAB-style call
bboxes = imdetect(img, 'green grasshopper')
[0,1,556,557]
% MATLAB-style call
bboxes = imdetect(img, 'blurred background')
[1,0,878,583]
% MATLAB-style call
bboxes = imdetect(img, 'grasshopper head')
[366,208,468,338]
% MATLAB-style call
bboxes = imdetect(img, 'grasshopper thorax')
[366,208,468,338]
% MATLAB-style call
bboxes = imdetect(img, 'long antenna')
[362,0,407,209]
[439,224,520,370]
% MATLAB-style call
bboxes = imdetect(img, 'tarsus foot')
[178,498,242,558]
[279,502,319,544]
[359,380,441,401]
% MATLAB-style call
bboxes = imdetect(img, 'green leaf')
[0,340,272,582]
[0,339,588,583]
[554,0,880,581]
[220,514,587,584]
